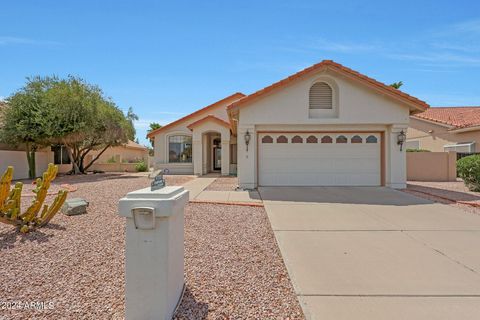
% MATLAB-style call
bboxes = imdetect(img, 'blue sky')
[1,1,480,145]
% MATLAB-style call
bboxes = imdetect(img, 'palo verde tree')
[0,77,54,178]
[44,76,135,174]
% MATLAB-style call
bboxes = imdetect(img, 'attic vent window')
[309,82,333,110]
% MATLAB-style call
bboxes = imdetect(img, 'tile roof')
[146,92,245,138]
[124,140,148,150]
[227,60,429,112]
[413,107,480,129]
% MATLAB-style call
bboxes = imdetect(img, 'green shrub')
[107,156,116,163]
[406,148,431,152]
[135,161,148,172]
[457,155,480,191]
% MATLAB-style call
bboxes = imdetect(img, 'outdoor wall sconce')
[397,130,406,151]
[244,130,251,151]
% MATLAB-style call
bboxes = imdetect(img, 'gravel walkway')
[1,173,302,319]
[204,176,238,191]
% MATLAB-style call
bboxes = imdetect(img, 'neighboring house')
[407,107,480,153]
[148,60,428,189]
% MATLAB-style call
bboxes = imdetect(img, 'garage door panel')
[258,132,381,186]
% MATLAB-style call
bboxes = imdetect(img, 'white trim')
[444,142,475,148]
[443,141,475,153]
[449,125,480,133]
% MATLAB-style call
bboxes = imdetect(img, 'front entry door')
[213,146,221,171]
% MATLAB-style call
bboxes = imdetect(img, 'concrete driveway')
[259,187,480,320]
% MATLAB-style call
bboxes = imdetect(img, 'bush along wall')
[457,154,480,191]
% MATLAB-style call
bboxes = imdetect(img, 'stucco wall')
[407,152,457,181]
[152,97,235,174]
[0,150,49,180]
[91,146,148,163]
[237,70,411,189]
[407,117,480,152]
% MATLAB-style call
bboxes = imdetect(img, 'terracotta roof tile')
[413,106,480,129]
[227,60,429,112]
[146,92,245,138]
[124,140,148,150]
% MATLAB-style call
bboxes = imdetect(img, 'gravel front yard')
[1,173,302,319]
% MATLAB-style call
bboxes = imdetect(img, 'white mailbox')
[119,186,189,320]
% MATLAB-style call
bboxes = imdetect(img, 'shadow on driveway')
[258,186,434,206]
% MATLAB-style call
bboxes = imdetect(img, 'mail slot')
[132,207,155,230]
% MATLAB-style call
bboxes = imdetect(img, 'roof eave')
[449,125,480,133]
[410,116,455,129]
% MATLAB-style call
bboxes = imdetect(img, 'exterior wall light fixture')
[244,130,251,151]
[397,130,406,151]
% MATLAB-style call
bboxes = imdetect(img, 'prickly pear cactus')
[0,164,68,233]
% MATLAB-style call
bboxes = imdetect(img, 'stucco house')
[147,60,429,189]
[407,107,480,153]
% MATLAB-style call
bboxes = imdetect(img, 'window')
[336,135,348,143]
[309,82,333,109]
[168,135,192,163]
[351,135,363,143]
[321,135,333,143]
[277,135,288,143]
[444,142,475,153]
[366,135,378,143]
[262,135,273,143]
[306,135,318,143]
[292,135,303,143]
[51,145,71,165]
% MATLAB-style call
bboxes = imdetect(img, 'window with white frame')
[168,135,192,163]
[444,142,475,153]
[309,82,333,110]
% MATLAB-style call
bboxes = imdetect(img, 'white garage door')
[258,133,381,186]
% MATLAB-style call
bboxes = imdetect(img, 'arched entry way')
[187,116,231,176]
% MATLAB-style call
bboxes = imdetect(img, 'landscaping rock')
[62,198,89,216]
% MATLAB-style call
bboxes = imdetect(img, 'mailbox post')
[119,185,189,320]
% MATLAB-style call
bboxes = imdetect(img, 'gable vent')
[309,82,333,109]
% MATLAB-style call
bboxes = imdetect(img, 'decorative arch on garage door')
[257,131,385,187]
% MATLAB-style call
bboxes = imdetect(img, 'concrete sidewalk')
[195,190,262,203]
[260,186,480,320]
[182,176,217,200]
[182,176,262,204]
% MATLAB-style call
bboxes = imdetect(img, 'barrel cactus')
[0,164,68,233]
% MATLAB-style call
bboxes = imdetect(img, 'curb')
[189,199,264,207]
[405,188,480,207]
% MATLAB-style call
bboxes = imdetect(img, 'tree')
[44,76,135,174]
[1,76,135,176]
[0,77,55,178]
[126,107,139,141]
[147,122,162,147]
[390,81,403,89]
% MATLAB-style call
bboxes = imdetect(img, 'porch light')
[397,130,406,151]
[244,130,251,151]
